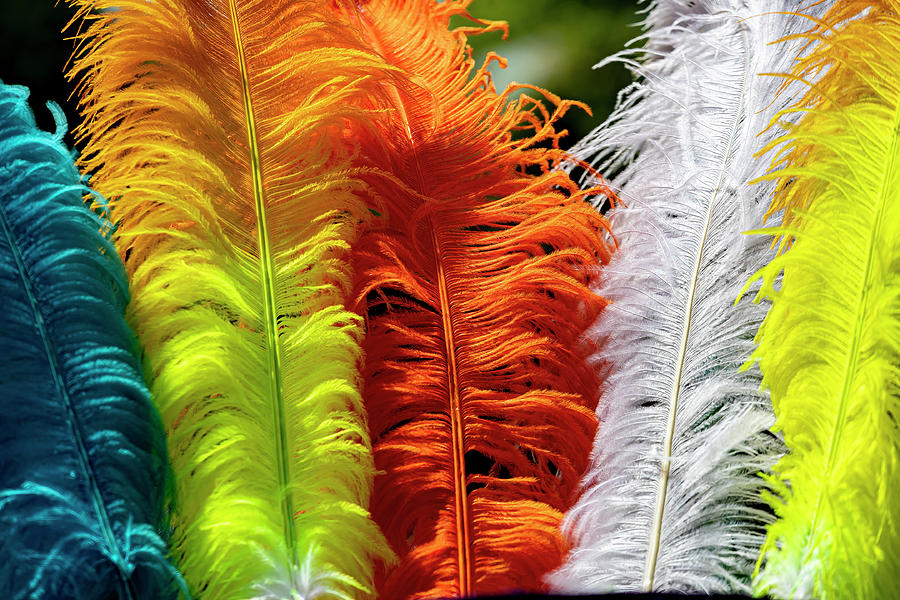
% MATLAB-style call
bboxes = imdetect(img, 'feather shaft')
[226,0,296,559]
[353,15,478,590]
[0,172,139,598]
[432,225,475,596]
[814,122,895,520]
[646,153,725,590]
[430,223,475,596]
[0,205,129,591]
[645,63,756,586]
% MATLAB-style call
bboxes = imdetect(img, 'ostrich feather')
[547,0,826,594]
[744,2,900,597]
[0,82,181,600]
[67,1,393,598]
[321,1,616,597]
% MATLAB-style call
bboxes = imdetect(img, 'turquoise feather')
[0,81,184,600]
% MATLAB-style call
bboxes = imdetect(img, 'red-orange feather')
[328,1,616,597]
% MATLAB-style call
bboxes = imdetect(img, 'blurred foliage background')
[453,0,641,149]
[0,0,641,149]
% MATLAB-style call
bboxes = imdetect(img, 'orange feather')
[328,1,616,597]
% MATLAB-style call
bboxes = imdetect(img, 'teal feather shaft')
[0,82,183,600]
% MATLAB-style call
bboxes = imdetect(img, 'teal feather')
[0,81,184,600]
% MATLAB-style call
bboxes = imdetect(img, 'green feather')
[67,1,392,597]
[741,3,900,597]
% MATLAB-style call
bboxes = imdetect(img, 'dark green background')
[451,1,640,148]
[0,0,641,149]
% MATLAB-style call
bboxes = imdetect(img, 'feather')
[325,1,616,597]
[0,81,182,600]
[743,2,900,597]
[66,1,393,597]
[547,0,826,593]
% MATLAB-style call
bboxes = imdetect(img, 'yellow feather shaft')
[226,0,295,560]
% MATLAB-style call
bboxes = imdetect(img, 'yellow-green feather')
[67,1,392,597]
[742,3,900,598]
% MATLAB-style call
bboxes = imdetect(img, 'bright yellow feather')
[67,1,393,597]
[743,2,900,597]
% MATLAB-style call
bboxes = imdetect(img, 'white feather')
[548,0,828,593]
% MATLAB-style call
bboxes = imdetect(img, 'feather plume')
[0,82,181,600]
[743,2,900,597]
[547,0,826,593]
[67,1,393,597]
[324,1,616,597]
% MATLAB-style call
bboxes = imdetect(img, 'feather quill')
[744,2,900,597]
[67,1,392,597]
[547,0,826,593]
[0,81,181,600]
[325,1,616,597]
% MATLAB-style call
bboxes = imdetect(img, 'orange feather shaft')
[329,1,616,597]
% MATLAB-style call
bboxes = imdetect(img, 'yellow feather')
[744,2,900,597]
[67,1,393,597]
